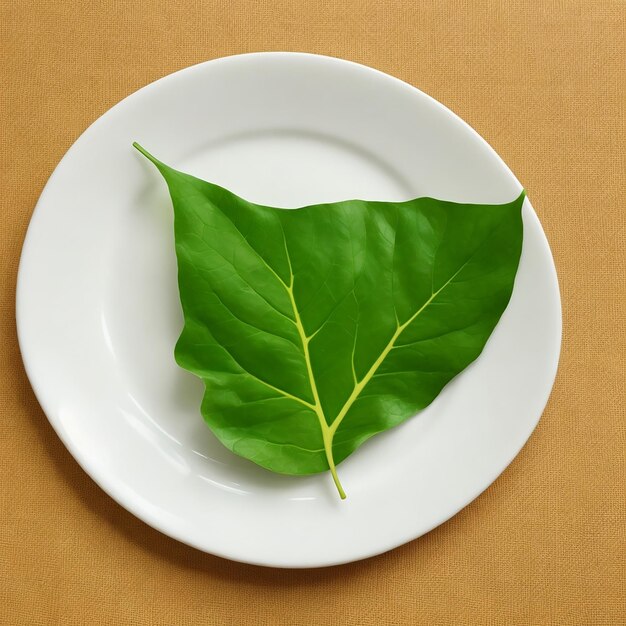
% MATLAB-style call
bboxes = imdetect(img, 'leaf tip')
[132,141,162,168]
[132,140,145,154]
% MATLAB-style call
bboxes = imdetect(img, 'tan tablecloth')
[1,1,624,624]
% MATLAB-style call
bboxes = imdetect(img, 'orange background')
[1,1,625,624]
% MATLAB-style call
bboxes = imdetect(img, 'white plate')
[17,53,561,568]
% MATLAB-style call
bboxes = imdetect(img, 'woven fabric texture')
[1,1,624,624]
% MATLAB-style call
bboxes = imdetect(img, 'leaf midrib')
[277,230,347,499]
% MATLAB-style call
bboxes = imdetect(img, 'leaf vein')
[194,340,316,410]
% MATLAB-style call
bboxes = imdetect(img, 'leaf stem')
[323,429,346,499]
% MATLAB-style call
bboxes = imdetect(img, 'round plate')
[17,53,561,568]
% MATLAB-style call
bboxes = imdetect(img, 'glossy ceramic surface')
[17,53,561,567]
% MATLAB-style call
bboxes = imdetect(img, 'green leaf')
[134,142,524,499]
